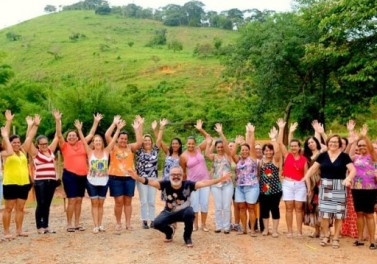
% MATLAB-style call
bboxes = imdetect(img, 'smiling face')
[263,145,274,159]
[327,135,341,152]
[171,139,181,153]
[215,141,224,155]
[307,138,318,151]
[93,135,104,150]
[37,137,49,151]
[66,131,79,145]
[186,138,196,152]
[169,167,183,188]
[255,144,263,159]
[240,145,250,159]
[289,141,300,155]
[142,135,152,150]
[10,136,21,152]
[117,133,128,148]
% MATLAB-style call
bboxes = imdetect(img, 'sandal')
[320,236,330,247]
[93,227,99,234]
[332,239,340,249]
[66,227,76,232]
[75,226,86,231]
[369,243,377,250]
[250,232,258,237]
[353,240,364,246]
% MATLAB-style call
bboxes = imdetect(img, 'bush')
[146,29,167,47]
[193,43,214,58]
[6,32,21,41]
[168,40,183,52]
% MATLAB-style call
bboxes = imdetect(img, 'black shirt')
[316,152,352,180]
[159,180,196,212]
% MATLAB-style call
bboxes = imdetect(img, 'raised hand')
[246,123,255,133]
[135,115,144,125]
[214,123,223,134]
[53,109,62,120]
[117,120,126,130]
[1,126,9,138]
[360,124,368,136]
[194,119,203,130]
[289,122,298,133]
[93,113,103,123]
[346,120,356,132]
[160,118,168,128]
[311,120,319,131]
[33,114,42,126]
[276,118,286,129]
[113,115,121,125]
[5,110,14,121]
[151,120,158,131]
[317,122,325,134]
[74,120,83,130]
[235,135,245,145]
[25,116,34,126]
[268,126,278,140]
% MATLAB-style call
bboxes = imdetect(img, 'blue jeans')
[211,182,234,231]
[137,180,157,221]
[190,186,210,212]
[34,179,57,229]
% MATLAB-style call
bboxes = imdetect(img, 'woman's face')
[255,145,263,159]
[67,131,78,145]
[143,136,152,150]
[307,138,317,151]
[373,143,377,153]
[37,138,49,151]
[290,141,300,154]
[186,138,196,152]
[327,137,340,151]
[341,139,347,152]
[171,139,181,153]
[263,147,274,159]
[228,142,235,152]
[216,142,224,154]
[357,139,368,155]
[117,134,128,148]
[11,137,21,152]
[93,136,104,150]
[240,145,250,159]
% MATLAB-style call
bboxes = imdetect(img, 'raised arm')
[156,118,167,148]
[4,110,14,136]
[231,135,244,163]
[156,119,169,154]
[246,123,257,159]
[179,154,188,180]
[54,109,65,147]
[130,115,144,152]
[345,120,357,154]
[194,119,211,151]
[288,122,298,145]
[277,118,288,158]
[268,126,281,164]
[0,126,14,157]
[25,115,35,137]
[74,120,91,155]
[214,123,231,156]
[85,113,103,143]
[23,115,41,156]
[205,136,214,161]
[105,120,125,152]
[105,115,121,144]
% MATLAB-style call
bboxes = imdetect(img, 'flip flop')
[75,226,86,231]
[66,227,76,232]
[17,232,29,237]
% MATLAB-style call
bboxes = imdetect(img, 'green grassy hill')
[0,11,249,139]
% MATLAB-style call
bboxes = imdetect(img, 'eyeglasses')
[38,143,48,146]
[170,173,183,177]
[329,141,339,144]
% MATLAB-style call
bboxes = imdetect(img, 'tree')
[44,5,57,13]
[162,4,187,26]
[146,29,167,47]
[183,1,205,27]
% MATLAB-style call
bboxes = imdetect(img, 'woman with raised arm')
[303,122,324,238]
[231,123,259,236]
[106,115,143,232]
[22,110,60,234]
[180,120,211,232]
[205,123,233,234]
[75,118,124,233]
[304,134,356,249]
[57,113,103,232]
[258,126,282,237]
[135,119,162,229]
[2,110,33,239]
[151,119,183,182]
[277,119,308,238]
[348,135,377,249]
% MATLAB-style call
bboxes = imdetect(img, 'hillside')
[0,11,247,139]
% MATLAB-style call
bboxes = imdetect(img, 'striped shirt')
[34,149,57,180]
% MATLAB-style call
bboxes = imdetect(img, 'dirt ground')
[1,187,376,264]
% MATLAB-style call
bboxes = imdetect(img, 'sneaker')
[150,221,154,228]
[98,226,106,232]
[142,221,149,229]
[93,227,99,234]
[185,238,193,248]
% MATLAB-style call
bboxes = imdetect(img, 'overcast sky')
[0,0,293,29]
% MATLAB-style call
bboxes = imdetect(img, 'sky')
[0,0,293,29]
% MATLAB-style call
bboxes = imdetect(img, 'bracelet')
[143,177,149,185]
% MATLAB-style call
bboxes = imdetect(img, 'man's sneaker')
[150,221,154,228]
[185,238,193,248]
[142,221,149,229]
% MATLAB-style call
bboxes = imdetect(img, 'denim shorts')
[86,181,108,199]
[62,169,87,198]
[108,176,135,197]
[235,185,260,204]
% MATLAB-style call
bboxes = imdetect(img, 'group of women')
[0,110,376,251]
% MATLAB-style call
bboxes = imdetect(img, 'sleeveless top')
[282,153,307,181]
[61,141,88,176]
[235,157,258,186]
[87,153,109,186]
[186,149,210,182]
[136,145,159,178]
[3,152,30,185]
[108,145,135,177]
[212,155,232,187]
[352,154,377,190]
[163,155,180,181]
[34,148,57,180]
[259,160,281,195]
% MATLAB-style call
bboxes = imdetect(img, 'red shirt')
[282,153,307,181]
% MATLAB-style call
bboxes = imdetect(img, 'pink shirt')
[186,150,209,182]
[352,154,377,190]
